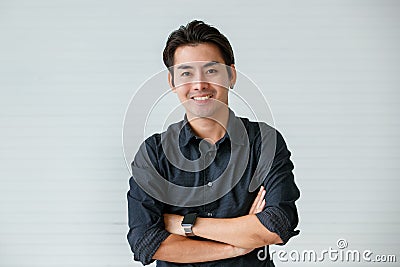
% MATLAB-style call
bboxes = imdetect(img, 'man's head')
[163,20,236,119]
[163,20,235,70]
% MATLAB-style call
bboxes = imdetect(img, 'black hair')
[163,20,235,70]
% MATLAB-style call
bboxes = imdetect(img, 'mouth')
[191,94,213,101]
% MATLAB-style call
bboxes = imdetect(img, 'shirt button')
[207,212,213,217]
[207,181,213,187]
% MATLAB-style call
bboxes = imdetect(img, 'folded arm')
[127,139,254,264]
[164,131,300,249]
[127,169,260,264]
[153,234,252,263]
[164,187,283,249]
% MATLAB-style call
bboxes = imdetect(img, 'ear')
[229,64,237,89]
[168,71,176,92]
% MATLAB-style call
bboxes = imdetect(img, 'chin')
[186,104,225,119]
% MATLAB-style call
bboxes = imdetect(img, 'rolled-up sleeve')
[255,130,300,245]
[127,137,171,265]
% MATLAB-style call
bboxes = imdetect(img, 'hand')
[248,186,266,214]
[230,187,266,257]
[164,214,185,235]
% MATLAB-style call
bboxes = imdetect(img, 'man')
[127,20,300,266]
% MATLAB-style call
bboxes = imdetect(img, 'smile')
[192,94,213,101]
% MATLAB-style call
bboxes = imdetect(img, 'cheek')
[215,86,229,96]
[175,86,190,98]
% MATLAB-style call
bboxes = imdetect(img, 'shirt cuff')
[133,227,171,265]
[255,206,299,245]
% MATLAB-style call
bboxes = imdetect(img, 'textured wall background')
[0,1,399,266]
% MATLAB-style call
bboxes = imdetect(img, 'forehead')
[173,43,225,66]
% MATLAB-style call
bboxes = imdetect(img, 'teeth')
[193,95,212,100]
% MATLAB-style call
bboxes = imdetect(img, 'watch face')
[182,213,197,225]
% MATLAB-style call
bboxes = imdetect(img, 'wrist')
[181,213,198,236]
[178,216,186,236]
[191,216,207,237]
[191,217,200,236]
[231,245,247,257]
[227,244,238,257]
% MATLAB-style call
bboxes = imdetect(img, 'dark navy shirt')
[127,109,300,266]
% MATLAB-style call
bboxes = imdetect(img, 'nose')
[192,72,209,91]
[192,80,209,91]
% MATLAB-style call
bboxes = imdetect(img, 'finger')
[255,191,266,213]
[249,186,264,214]
[257,190,266,207]
[256,190,266,207]
[258,199,266,212]
[255,199,266,213]
[250,189,265,214]
[255,199,265,213]
[249,187,263,213]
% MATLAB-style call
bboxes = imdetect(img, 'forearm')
[153,234,242,263]
[192,214,282,249]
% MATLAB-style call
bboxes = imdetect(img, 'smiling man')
[127,20,300,266]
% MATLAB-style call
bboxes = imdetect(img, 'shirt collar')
[180,109,247,147]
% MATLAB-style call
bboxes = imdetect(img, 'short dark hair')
[163,20,235,70]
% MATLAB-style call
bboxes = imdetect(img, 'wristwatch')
[181,213,198,236]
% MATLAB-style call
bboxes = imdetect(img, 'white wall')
[0,0,399,266]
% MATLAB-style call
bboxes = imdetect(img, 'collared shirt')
[127,109,300,266]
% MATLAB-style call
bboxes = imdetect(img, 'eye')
[206,69,217,74]
[180,71,191,77]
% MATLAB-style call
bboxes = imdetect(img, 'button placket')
[204,149,216,218]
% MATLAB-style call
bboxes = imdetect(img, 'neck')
[187,108,229,144]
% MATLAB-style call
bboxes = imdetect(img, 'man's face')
[169,43,235,119]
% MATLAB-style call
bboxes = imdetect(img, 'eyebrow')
[176,61,219,70]
[176,64,193,70]
[203,61,219,68]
